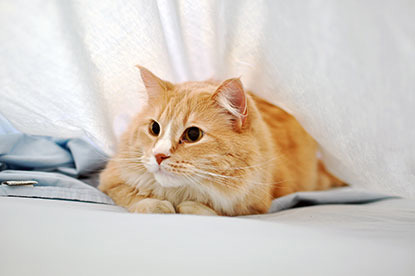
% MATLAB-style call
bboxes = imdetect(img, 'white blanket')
[0,196,413,276]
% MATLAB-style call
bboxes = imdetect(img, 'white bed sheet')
[1,196,414,276]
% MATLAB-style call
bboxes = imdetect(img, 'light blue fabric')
[267,187,398,213]
[0,133,114,204]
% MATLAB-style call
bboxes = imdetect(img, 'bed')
[1,194,414,276]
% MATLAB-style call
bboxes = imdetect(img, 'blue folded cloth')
[0,134,114,204]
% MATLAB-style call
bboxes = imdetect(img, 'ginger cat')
[99,66,344,216]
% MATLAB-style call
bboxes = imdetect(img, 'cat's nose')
[155,153,170,165]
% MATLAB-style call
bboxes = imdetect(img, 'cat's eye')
[183,127,203,143]
[149,120,160,136]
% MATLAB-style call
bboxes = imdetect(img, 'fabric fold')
[0,133,113,205]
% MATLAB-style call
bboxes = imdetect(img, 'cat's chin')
[153,170,185,188]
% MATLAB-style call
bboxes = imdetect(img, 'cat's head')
[120,66,258,190]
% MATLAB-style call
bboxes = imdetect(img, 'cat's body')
[99,67,344,216]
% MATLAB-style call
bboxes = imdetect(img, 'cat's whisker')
[195,156,281,172]
[164,162,290,196]
[182,173,202,187]
[191,172,270,202]
[192,166,293,190]
[111,157,145,164]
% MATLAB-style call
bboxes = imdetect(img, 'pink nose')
[155,153,170,165]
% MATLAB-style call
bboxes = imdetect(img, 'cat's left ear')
[135,65,172,99]
[212,78,248,130]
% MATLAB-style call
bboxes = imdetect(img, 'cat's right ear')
[136,65,172,99]
[212,78,248,131]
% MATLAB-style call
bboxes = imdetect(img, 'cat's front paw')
[128,198,176,214]
[177,201,218,216]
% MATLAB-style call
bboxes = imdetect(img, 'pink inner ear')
[214,78,248,126]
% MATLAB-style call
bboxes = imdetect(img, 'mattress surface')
[1,196,413,276]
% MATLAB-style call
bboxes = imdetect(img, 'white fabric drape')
[1,0,414,197]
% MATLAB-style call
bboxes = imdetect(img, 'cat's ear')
[136,65,172,99]
[212,78,248,130]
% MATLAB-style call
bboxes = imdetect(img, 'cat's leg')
[316,161,347,190]
[102,179,175,214]
[128,198,175,214]
[176,201,218,216]
[99,161,175,214]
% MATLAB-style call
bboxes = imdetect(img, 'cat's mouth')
[143,157,189,188]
